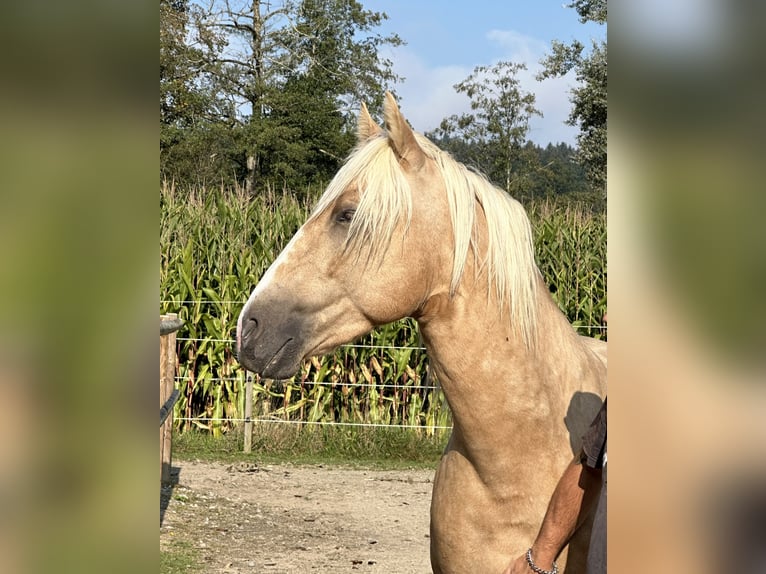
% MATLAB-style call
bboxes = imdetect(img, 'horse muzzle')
[236,303,308,379]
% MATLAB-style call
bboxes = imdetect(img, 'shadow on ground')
[160,465,181,526]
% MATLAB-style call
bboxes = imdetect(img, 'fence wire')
[160,302,607,334]
[174,376,440,391]
[162,300,605,432]
[174,416,452,430]
[175,337,429,350]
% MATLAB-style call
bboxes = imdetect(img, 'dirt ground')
[160,460,435,573]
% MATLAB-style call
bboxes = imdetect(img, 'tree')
[428,61,542,196]
[161,0,208,155]
[161,0,240,184]
[185,0,403,192]
[425,135,597,207]
[537,0,606,195]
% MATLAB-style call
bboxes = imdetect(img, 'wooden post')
[243,370,253,453]
[160,313,181,483]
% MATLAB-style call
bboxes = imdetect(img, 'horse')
[236,92,606,573]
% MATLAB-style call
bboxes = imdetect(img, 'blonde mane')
[310,133,539,348]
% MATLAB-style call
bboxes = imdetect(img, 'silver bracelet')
[525,548,558,574]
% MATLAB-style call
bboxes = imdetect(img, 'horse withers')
[236,92,606,573]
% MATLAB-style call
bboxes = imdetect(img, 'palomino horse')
[237,93,606,573]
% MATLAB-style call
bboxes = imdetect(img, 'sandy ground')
[160,460,435,573]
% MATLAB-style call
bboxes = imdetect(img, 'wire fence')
[162,300,606,433]
[172,416,453,430]
[176,337,430,350]
[160,301,608,334]
[175,376,441,391]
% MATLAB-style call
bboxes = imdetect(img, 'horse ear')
[358,101,383,142]
[383,91,425,171]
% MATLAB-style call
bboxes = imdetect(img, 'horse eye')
[336,208,355,224]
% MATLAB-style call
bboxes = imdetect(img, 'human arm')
[501,455,602,574]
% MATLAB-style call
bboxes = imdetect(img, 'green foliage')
[160,0,234,185]
[569,0,606,24]
[160,0,403,191]
[525,142,584,198]
[429,137,592,204]
[530,200,607,336]
[537,0,607,195]
[160,184,606,436]
[161,541,200,574]
[160,0,206,128]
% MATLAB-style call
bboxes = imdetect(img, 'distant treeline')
[161,0,604,211]
[163,129,597,208]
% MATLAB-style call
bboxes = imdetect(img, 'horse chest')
[429,439,552,573]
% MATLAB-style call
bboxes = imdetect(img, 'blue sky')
[361,1,606,146]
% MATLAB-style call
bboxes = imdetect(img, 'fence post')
[243,371,253,453]
[160,313,183,483]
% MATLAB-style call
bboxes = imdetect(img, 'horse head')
[236,93,452,378]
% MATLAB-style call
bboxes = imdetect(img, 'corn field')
[160,183,606,436]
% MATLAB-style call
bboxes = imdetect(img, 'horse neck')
[416,272,584,442]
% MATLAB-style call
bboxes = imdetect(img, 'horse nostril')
[242,316,259,340]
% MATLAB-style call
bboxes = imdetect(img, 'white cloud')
[531,72,579,145]
[384,47,472,134]
[486,29,548,65]
[385,30,581,146]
